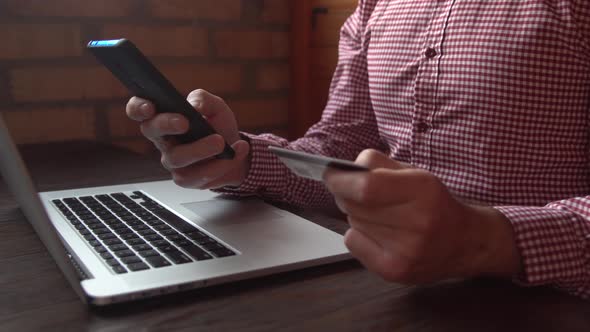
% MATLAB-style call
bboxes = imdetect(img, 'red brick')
[310,47,338,79]
[158,63,243,96]
[229,98,289,128]
[101,24,208,57]
[215,30,290,59]
[0,23,82,60]
[10,63,242,103]
[311,12,350,47]
[261,0,291,24]
[310,78,331,119]
[105,105,142,138]
[311,0,358,11]
[3,107,95,144]
[3,0,136,17]
[10,66,127,102]
[268,128,288,138]
[149,0,241,21]
[256,64,290,91]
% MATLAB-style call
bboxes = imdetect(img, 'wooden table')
[1,141,589,331]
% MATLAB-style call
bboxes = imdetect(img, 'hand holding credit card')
[268,146,368,181]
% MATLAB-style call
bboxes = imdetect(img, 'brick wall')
[0,0,291,154]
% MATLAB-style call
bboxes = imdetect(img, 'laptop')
[0,114,350,306]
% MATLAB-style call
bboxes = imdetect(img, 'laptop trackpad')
[181,199,284,226]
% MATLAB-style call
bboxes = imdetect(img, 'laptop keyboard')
[52,191,236,274]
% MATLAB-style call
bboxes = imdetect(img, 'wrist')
[463,205,522,278]
[227,133,252,187]
[237,149,252,186]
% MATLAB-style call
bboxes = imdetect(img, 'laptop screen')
[0,113,88,303]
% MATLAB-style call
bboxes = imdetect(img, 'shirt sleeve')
[494,3,590,299]
[215,1,386,208]
[496,198,590,299]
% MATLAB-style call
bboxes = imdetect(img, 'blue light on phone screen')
[90,39,122,47]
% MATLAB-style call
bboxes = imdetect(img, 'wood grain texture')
[1,142,589,331]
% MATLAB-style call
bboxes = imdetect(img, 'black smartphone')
[87,38,235,159]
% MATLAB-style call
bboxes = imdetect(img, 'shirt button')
[425,47,437,59]
[416,122,430,133]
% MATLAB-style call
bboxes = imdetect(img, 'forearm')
[214,133,335,208]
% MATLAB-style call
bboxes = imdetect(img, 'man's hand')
[126,89,251,189]
[324,149,522,284]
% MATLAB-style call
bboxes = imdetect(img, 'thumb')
[187,89,226,118]
[231,139,250,161]
[355,149,411,170]
[187,89,240,143]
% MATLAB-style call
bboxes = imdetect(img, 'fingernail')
[139,103,151,117]
[170,116,184,131]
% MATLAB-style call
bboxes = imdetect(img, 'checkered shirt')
[219,0,590,298]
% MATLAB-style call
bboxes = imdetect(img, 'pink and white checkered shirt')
[221,1,590,298]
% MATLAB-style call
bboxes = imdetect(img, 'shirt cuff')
[213,133,288,199]
[494,205,588,291]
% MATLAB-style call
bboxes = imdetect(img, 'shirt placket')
[411,0,455,170]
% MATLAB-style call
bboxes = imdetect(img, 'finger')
[345,223,419,283]
[335,197,415,230]
[126,96,156,121]
[325,168,426,205]
[334,195,398,221]
[355,149,412,169]
[345,211,425,238]
[333,196,406,227]
[187,89,227,119]
[140,113,189,143]
[162,134,226,169]
[346,224,425,283]
[355,149,410,170]
[322,148,410,201]
[344,227,392,276]
[171,140,250,189]
[154,137,176,155]
[199,140,251,189]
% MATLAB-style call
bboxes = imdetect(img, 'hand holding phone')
[87,39,235,159]
[268,146,368,181]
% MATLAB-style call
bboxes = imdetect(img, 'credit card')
[268,146,368,181]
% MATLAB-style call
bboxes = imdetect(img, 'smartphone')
[268,146,368,181]
[87,38,235,159]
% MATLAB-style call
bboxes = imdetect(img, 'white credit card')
[268,146,368,181]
